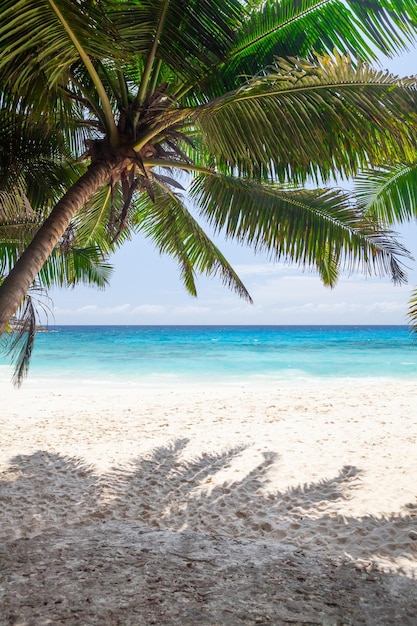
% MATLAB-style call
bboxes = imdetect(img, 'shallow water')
[1,325,416,385]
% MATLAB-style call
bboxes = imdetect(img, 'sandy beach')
[1,378,417,624]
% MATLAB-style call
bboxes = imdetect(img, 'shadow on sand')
[1,439,416,562]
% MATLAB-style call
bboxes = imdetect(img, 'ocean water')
[1,325,416,386]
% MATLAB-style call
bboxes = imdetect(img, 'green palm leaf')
[72,184,115,251]
[408,286,417,335]
[0,103,85,208]
[198,54,417,183]
[0,185,113,289]
[113,0,242,89]
[190,173,409,286]
[236,0,417,63]
[38,247,112,289]
[1,292,38,387]
[353,160,417,337]
[133,186,252,301]
[0,0,117,85]
[0,238,113,291]
[0,0,118,140]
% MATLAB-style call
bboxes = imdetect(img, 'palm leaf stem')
[142,158,212,175]
[117,69,130,110]
[206,75,417,108]
[133,110,192,152]
[230,0,369,60]
[135,0,170,107]
[149,58,163,96]
[47,0,118,147]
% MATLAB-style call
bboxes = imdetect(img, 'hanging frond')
[38,247,113,289]
[315,246,341,288]
[197,54,417,183]
[0,287,51,386]
[133,186,252,301]
[190,173,410,286]
[408,286,417,337]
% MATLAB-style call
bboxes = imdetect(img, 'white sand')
[1,378,417,575]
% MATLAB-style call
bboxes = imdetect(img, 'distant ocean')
[1,325,417,386]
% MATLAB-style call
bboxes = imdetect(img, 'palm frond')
[133,186,252,301]
[0,190,114,290]
[316,247,341,288]
[190,172,410,285]
[0,238,113,290]
[0,0,117,86]
[0,287,51,387]
[0,188,35,223]
[197,53,417,183]
[38,247,113,289]
[355,161,417,224]
[408,286,417,337]
[0,103,85,208]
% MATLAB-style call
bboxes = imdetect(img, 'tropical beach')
[2,0,417,622]
[1,356,417,623]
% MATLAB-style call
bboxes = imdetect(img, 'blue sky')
[50,48,417,326]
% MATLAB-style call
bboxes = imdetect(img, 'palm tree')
[1,0,417,337]
[355,160,417,330]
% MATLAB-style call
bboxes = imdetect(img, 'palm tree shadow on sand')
[1,438,416,572]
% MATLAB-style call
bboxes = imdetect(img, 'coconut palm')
[1,0,417,338]
[355,160,417,331]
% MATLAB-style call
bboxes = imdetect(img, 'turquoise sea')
[1,325,416,385]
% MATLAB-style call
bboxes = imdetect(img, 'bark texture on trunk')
[0,160,115,336]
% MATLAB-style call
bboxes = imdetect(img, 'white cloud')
[102,304,131,315]
[131,304,167,315]
[172,305,211,315]
[75,305,98,313]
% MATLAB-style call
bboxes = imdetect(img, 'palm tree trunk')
[0,160,115,336]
